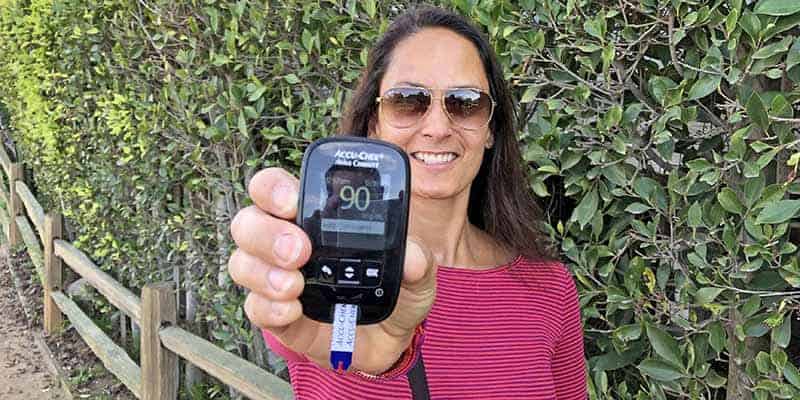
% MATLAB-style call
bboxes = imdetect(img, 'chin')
[411,184,464,200]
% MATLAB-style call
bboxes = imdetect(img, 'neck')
[407,189,499,268]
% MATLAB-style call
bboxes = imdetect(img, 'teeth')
[412,152,457,165]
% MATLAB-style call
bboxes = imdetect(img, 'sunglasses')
[376,86,496,131]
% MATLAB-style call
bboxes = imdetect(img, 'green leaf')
[756,199,800,224]
[362,0,377,18]
[646,324,684,369]
[741,295,762,318]
[612,135,627,155]
[755,351,771,373]
[751,141,773,153]
[747,93,770,130]
[771,348,788,370]
[785,363,800,389]
[744,315,770,337]
[248,85,267,102]
[688,202,704,227]
[583,15,606,41]
[773,316,791,348]
[638,359,685,381]
[625,202,651,214]
[237,111,248,137]
[687,75,721,100]
[284,74,300,84]
[788,152,800,166]
[576,44,602,52]
[717,188,745,215]
[687,158,714,172]
[752,36,794,59]
[756,148,779,170]
[571,188,599,229]
[521,86,539,103]
[709,322,727,353]
[615,324,642,342]
[593,342,646,371]
[605,105,623,127]
[787,37,800,70]
[754,0,800,16]
[740,11,762,41]
[695,287,725,305]
[726,8,741,36]
[744,175,766,207]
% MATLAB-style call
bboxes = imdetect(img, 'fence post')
[142,282,178,400]
[7,163,21,245]
[43,213,63,334]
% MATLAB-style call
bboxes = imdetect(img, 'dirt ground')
[0,254,68,399]
[1,245,137,400]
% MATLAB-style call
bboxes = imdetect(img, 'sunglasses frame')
[375,86,496,131]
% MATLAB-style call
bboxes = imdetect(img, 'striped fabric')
[264,256,587,399]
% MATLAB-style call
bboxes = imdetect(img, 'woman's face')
[370,27,492,201]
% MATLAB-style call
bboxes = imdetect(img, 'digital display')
[318,165,389,249]
[300,141,405,251]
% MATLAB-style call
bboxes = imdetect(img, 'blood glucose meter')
[296,136,410,325]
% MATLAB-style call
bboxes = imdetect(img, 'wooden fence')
[0,145,294,400]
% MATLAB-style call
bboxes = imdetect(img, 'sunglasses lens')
[381,88,431,128]
[444,89,493,130]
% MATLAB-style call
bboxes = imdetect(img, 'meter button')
[316,258,337,284]
[337,258,362,285]
[363,260,383,286]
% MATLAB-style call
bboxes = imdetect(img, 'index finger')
[249,167,300,220]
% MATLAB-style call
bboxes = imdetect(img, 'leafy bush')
[1,0,799,398]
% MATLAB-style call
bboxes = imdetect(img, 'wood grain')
[54,239,142,323]
[160,326,294,400]
[15,180,44,239]
[51,291,142,398]
[141,283,178,400]
[44,213,63,335]
[16,215,43,281]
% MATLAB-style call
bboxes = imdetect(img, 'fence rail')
[0,143,294,400]
[51,290,143,398]
[160,326,295,400]
[54,239,143,323]
[16,180,44,236]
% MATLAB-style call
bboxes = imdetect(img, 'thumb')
[401,237,435,291]
[380,237,436,339]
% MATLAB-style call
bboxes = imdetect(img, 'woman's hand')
[229,167,436,374]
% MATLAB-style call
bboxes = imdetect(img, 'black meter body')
[297,136,410,324]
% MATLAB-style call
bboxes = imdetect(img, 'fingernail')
[271,301,289,317]
[272,183,297,214]
[268,268,292,292]
[274,233,301,263]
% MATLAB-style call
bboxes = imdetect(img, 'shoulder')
[508,256,572,280]
[503,256,577,294]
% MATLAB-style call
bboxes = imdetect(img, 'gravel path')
[0,262,68,399]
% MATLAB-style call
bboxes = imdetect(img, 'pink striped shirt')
[264,256,587,399]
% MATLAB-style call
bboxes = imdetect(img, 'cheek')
[373,123,412,149]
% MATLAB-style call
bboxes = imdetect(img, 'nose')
[418,97,452,139]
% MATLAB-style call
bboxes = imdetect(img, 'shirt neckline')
[436,254,524,274]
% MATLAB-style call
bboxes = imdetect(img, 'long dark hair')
[339,6,556,262]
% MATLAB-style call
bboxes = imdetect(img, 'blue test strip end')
[331,351,352,372]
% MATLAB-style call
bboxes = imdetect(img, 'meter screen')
[300,141,406,252]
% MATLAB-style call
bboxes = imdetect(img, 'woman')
[228,6,586,399]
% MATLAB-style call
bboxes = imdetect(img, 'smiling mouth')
[411,151,459,165]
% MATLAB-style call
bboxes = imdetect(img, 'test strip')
[330,303,358,371]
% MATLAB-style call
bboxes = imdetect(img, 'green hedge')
[1,0,799,398]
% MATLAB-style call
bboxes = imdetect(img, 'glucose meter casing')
[296,136,410,324]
